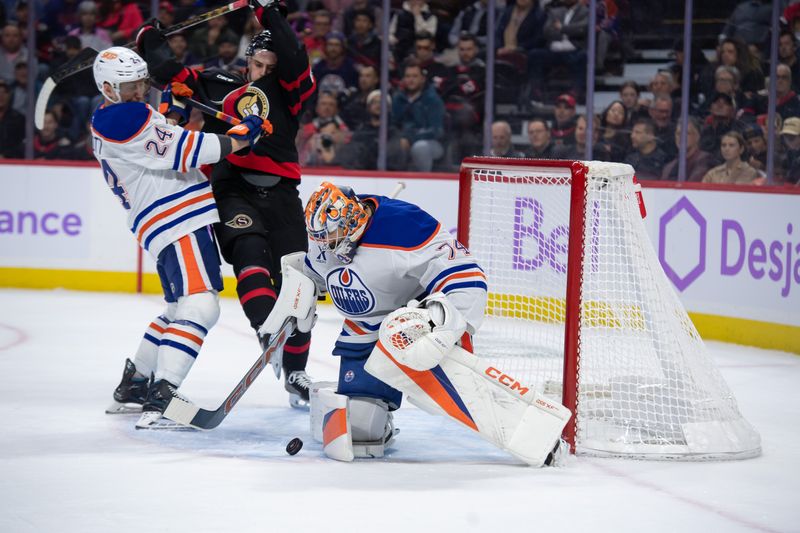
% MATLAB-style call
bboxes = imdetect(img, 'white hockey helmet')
[93,46,149,102]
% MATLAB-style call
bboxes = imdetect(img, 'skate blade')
[106,401,143,415]
[288,393,309,410]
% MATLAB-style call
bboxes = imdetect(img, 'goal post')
[458,157,761,460]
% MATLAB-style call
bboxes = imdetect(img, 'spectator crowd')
[2,0,799,185]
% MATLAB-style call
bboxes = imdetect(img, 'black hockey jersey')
[139,7,315,180]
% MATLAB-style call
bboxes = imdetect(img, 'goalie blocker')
[310,295,571,466]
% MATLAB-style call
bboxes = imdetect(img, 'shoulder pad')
[92,102,152,143]
[360,196,441,250]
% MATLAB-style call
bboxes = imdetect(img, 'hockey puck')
[286,437,303,456]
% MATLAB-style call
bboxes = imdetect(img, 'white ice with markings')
[0,289,797,533]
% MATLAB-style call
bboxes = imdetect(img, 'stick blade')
[34,77,56,130]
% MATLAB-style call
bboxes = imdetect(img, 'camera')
[320,134,334,149]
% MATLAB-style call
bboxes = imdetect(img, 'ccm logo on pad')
[485,367,529,396]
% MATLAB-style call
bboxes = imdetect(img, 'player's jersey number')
[101,159,131,210]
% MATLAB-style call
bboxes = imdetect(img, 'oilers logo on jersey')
[235,86,270,120]
[326,268,375,315]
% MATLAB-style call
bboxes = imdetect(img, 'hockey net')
[458,158,761,460]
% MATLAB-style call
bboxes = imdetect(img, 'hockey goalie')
[290,181,571,466]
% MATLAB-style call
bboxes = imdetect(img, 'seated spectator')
[67,1,112,51]
[624,118,669,180]
[620,81,648,123]
[389,0,439,65]
[527,0,588,101]
[701,37,764,99]
[551,93,577,147]
[337,90,407,170]
[440,32,485,163]
[448,0,496,50]
[779,117,800,184]
[561,114,601,160]
[702,131,762,185]
[668,37,709,103]
[778,30,800,93]
[742,122,768,173]
[303,10,333,66]
[648,70,677,99]
[596,100,629,162]
[661,117,714,181]
[305,118,348,167]
[97,0,143,45]
[33,110,73,160]
[313,31,359,99]
[189,15,238,62]
[489,120,525,157]
[719,0,771,49]
[340,64,379,131]
[157,1,175,28]
[343,0,382,38]
[649,94,677,159]
[706,65,743,113]
[413,31,448,90]
[392,59,445,171]
[203,33,247,75]
[168,32,200,68]
[495,0,546,58]
[0,23,28,84]
[346,9,381,68]
[774,64,800,120]
[0,79,23,158]
[700,92,745,162]
[526,118,569,159]
[10,61,26,114]
[297,90,351,166]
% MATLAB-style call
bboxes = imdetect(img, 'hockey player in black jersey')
[136,0,316,408]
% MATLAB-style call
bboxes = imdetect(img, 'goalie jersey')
[303,196,488,354]
[91,102,223,259]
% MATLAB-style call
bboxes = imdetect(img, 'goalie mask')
[93,47,149,103]
[305,181,370,264]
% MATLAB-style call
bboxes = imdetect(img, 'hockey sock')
[236,265,277,330]
[133,314,170,378]
[155,319,208,386]
[283,330,310,373]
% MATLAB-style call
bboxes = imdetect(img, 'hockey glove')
[226,114,266,146]
[135,18,167,53]
[250,0,287,21]
[158,83,191,124]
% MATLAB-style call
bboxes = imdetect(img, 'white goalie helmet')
[93,47,149,102]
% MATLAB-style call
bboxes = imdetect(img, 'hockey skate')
[284,370,312,409]
[544,438,569,467]
[106,358,148,414]
[136,378,193,430]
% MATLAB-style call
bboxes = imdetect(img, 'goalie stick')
[34,0,250,129]
[161,317,296,430]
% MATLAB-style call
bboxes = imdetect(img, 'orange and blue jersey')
[91,102,225,258]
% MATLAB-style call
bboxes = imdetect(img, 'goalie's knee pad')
[175,291,220,332]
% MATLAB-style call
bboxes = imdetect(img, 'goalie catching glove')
[379,292,466,371]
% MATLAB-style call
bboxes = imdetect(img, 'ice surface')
[0,289,797,533]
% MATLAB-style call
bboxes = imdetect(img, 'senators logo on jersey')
[326,268,375,316]
[235,87,270,120]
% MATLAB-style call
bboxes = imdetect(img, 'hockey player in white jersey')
[93,46,266,428]
[291,182,571,466]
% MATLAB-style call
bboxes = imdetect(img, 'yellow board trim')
[1,267,798,354]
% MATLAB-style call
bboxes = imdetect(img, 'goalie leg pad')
[365,342,571,466]
[310,384,396,461]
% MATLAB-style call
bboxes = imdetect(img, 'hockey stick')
[34,0,250,129]
[389,181,406,199]
[161,317,295,430]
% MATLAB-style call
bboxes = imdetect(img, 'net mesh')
[464,160,761,460]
